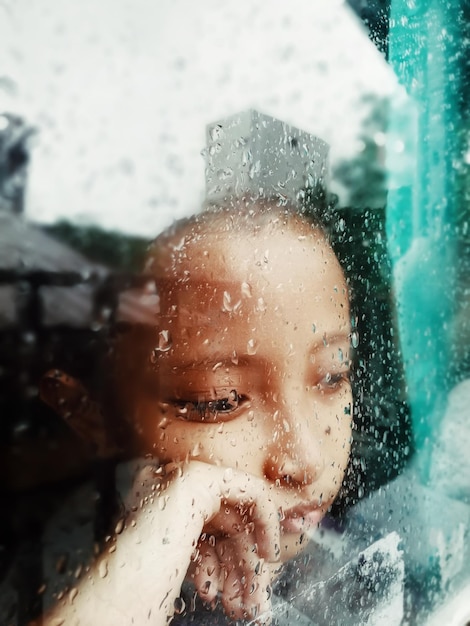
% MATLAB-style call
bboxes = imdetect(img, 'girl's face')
[136,216,352,563]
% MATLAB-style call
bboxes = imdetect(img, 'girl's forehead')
[152,224,349,331]
[151,219,337,284]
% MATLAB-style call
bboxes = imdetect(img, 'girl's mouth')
[279,505,323,534]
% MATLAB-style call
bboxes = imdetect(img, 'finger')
[201,506,273,619]
[236,498,281,565]
[189,537,220,605]
[40,369,117,457]
[218,533,272,624]
[244,559,272,626]
[194,464,281,563]
[218,539,244,620]
[180,462,281,566]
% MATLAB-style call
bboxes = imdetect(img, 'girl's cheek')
[153,422,203,462]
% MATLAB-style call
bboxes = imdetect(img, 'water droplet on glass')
[247,410,255,422]
[209,143,221,156]
[176,405,188,417]
[312,323,316,333]
[158,495,169,511]
[158,330,172,352]
[210,124,223,141]
[191,442,201,457]
[174,596,186,615]
[98,560,108,579]
[256,297,266,312]
[223,468,233,483]
[248,160,261,179]
[222,291,232,312]
[241,282,252,298]
[231,350,238,365]
[115,518,125,535]
[247,339,258,355]
[351,331,359,349]
[217,167,233,180]
[241,148,253,166]
[158,416,169,429]
[338,348,344,362]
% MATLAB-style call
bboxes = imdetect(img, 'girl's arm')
[42,462,280,626]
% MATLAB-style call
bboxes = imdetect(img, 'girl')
[41,200,353,625]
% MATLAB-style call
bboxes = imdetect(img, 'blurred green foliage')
[43,221,150,272]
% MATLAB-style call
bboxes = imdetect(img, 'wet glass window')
[1,1,469,625]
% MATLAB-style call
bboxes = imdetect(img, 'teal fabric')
[386,0,464,482]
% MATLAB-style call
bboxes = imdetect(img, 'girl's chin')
[278,529,313,563]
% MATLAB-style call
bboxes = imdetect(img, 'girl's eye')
[173,390,246,422]
[317,371,351,393]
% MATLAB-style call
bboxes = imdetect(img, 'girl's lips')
[280,506,323,534]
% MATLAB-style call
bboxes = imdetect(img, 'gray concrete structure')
[204,109,328,207]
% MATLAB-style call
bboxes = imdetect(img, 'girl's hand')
[190,519,276,623]
[128,460,280,624]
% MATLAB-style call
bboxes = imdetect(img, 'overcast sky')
[0,0,401,236]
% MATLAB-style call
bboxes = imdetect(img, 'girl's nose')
[262,407,324,487]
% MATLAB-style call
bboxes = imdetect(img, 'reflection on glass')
[1,2,470,624]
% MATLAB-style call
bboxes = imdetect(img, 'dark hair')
[323,204,413,515]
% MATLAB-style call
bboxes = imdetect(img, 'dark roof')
[0,212,104,273]
[0,213,158,327]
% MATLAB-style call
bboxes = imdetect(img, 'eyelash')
[316,371,351,393]
[172,390,247,422]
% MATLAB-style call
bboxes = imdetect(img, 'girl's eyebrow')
[162,334,352,370]
[310,332,352,353]
[161,355,253,372]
